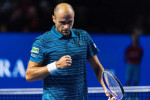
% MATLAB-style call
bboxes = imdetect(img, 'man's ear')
[52,15,55,23]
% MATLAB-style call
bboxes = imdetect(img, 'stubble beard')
[56,28,70,36]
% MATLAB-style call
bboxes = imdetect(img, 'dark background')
[0,0,150,34]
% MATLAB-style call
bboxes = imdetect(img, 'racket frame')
[102,70,125,99]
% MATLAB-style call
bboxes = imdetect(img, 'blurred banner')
[0,33,150,88]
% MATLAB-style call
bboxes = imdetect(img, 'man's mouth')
[62,30,69,33]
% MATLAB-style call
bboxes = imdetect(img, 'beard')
[61,30,70,35]
[56,27,71,36]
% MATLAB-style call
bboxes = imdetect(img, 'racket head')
[102,70,124,99]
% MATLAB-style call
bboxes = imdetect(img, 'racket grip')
[108,97,115,100]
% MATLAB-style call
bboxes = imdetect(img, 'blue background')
[0,32,149,88]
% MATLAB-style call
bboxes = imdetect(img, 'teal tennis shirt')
[30,26,99,100]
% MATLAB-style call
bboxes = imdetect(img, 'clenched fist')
[56,55,72,69]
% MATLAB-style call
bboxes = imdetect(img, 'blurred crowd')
[0,0,150,34]
[0,0,54,32]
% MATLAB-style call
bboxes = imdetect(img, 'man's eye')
[60,21,66,24]
[68,21,72,24]
[67,21,72,24]
[59,21,72,25]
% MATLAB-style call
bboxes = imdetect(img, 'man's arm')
[88,55,116,100]
[87,55,106,90]
[25,61,49,82]
[25,55,72,82]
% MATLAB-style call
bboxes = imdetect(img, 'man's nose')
[64,24,69,29]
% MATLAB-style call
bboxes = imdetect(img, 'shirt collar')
[50,25,77,39]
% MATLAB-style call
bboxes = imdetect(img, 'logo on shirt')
[78,42,83,46]
[31,47,39,53]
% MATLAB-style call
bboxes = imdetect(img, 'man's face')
[52,13,74,36]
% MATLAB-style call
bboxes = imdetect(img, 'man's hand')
[56,55,72,69]
[108,97,116,100]
[105,89,116,100]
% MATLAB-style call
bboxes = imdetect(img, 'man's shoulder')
[126,45,133,50]
[35,31,52,41]
[137,46,143,51]
[72,28,88,35]
[33,31,53,45]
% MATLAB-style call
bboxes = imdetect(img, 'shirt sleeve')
[29,39,45,63]
[87,33,99,59]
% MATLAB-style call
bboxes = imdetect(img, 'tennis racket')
[102,70,124,100]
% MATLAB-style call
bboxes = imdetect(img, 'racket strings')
[104,72,123,99]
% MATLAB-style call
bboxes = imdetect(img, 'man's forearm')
[88,55,106,89]
[26,65,50,82]
[94,64,106,89]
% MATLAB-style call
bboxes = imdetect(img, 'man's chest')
[44,38,87,61]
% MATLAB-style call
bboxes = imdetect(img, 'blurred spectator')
[9,8,25,31]
[125,33,143,86]
[26,5,40,32]
[132,15,144,35]
[0,24,7,32]
[38,0,52,31]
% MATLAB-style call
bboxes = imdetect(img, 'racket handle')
[108,97,116,100]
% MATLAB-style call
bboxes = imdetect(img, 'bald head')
[54,3,74,17]
[52,3,75,36]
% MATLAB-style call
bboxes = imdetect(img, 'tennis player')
[25,3,114,100]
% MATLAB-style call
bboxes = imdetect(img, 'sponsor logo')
[31,47,39,53]
[0,59,26,78]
